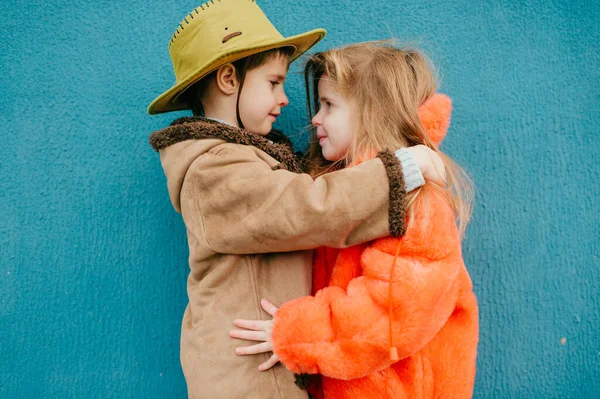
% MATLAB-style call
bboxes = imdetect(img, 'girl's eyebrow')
[319,96,332,102]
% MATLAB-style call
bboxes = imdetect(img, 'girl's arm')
[261,190,463,379]
[182,144,417,254]
[272,187,464,379]
[271,255,461,379]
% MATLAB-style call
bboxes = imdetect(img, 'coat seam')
[189,163,213,251]
[246,256,284,397]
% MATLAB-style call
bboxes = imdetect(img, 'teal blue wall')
[1,0,598,397]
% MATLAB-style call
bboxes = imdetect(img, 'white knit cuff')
[395,148,425,193]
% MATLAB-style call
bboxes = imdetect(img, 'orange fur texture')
[271,94,478,398]
[418,93,452,147]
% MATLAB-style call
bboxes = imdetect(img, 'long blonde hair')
[304,41,473,236]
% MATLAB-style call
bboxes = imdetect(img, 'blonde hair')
[304,41,473,236]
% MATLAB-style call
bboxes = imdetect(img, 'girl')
[230,41,479,399]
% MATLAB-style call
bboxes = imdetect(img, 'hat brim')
[147,28,326,115]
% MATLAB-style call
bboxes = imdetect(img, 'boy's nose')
[279,90,289,107]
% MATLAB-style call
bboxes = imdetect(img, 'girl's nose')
[312,110,322,126]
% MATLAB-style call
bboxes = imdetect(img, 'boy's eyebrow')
[268,74,286,82]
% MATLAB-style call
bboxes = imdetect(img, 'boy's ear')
[215,63,239,95]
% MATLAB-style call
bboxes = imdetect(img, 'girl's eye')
[270,81,280,87]
[317,100,332,111]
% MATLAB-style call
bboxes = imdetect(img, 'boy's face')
[312,75,356,161]
[238,54,290,135]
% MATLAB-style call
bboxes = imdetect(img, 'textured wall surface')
[1,0,598,398]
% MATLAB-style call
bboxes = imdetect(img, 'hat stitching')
[169,0,258,49]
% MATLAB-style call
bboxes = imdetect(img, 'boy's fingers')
[233,319,265,330]
[258,354,280,371]
[261,299,279,316]
[423,148,445,185]
[229,329,267,342]
[235,341,273,356]
[429,149,446,184]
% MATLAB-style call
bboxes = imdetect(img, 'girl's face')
[312,75,356,161]
[238,55,290,135]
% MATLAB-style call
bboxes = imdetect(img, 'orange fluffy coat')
[271,94,479,399]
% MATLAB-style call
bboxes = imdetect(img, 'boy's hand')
[230,299,280,372]
[407,145,446,185]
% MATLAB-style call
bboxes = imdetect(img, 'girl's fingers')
[235,341,273,356]
[229,329,267,342]
[233,319,265,331]
[261,299,279,317]
[258,354,280,372]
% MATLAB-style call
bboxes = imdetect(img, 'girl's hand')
[230,298,280,371]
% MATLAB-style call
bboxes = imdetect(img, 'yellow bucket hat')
[148,0,326,115]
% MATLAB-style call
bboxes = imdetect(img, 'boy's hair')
[185,47,295,116]
[304,41,473,236]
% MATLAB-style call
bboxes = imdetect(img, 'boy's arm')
[182,144,431,254]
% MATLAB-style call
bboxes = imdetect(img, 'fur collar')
[149,117,303,173]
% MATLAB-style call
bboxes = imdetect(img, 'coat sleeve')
[271,188,463,380]
[181,144,407,254]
